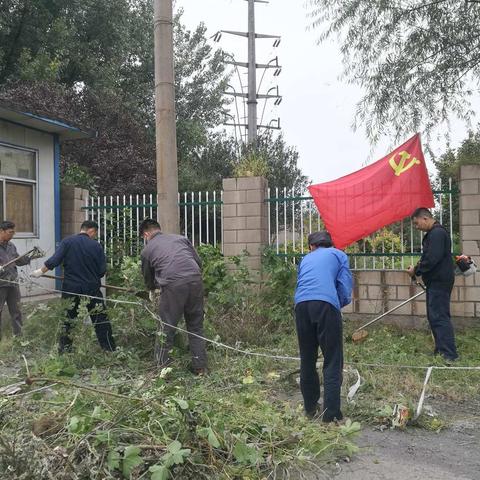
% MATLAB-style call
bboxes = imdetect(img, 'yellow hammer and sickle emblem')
[389,150,421,176]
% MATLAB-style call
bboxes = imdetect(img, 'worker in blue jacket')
[294,231,353,422]
[31,220,115,353]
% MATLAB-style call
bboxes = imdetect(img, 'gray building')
[0,100,94,297]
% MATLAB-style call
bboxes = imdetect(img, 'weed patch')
[1,249,479,478]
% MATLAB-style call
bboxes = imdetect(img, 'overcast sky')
[177,0,472,185]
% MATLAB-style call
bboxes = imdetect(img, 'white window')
[0,143,37,236]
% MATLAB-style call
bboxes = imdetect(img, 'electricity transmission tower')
[214,0,282,145]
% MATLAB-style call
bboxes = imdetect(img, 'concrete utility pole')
[153,0,179,233]
[247,0,258,144]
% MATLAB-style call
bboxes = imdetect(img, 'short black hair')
[308,231,333,248]
[0,221,15,231]
[139,218,161,236]
[80,220,99,230]
[411,207,433,219]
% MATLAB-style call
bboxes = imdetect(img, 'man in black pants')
[408,207,458,362]
[139,219,207,374]
[294,231,353,422]
[31,220,115,353]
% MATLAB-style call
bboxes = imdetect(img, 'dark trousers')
[295,300,343,422]
[155,279,207,369]
[426,287,458,360]
[0,286,22,338]
[60,291,116,353]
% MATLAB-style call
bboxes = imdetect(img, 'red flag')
[308,134,434,249]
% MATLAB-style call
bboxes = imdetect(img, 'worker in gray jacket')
[139,218,207,374]
[0,221,31,339]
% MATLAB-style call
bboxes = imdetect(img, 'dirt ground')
[327,400,480,480]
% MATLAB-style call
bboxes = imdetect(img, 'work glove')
[30,268,44,278]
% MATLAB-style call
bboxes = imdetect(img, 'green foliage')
[198,247,297,345]
[0,0,136,85]
[345,228,405,269]
[0,3,232,194]
[149,464,169,480]
[309,0,480,140]
[0,293,361,479]
[161,440,191,468]
[2,264,480,477]
[61,162,98,194]
[196,244,227,295]
[197,426,221,448]
[233,437,262,465]
[0,2,307,194]
[107,449,121,471]
[261,247,297,314]
[233,152,271,178]
[122,445,144,477]
[432,127,480,238]
[242,132,309,191]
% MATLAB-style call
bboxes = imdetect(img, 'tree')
[0,82,155,194]
[0,1,306,195]
[433,126,480,237]
[0,0,138,87]
[178,131,307,193]
[240,132,309,192]
[0,2,231,194]
[309,0,480,142]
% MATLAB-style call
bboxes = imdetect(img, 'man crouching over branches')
[294,231,353,422]
[139,219,207,375]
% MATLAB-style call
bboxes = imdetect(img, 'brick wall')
[221,167,480,322]
[458,164,480,318]
[222,176,268,277]
[343,270,469,319]
[61,185,88,238]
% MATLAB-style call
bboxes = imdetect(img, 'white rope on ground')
[23,276,141,305]
[6,275,480,371]
[345,361,480,371]
[346,368,362,403]
[142,304,302,361]
[2,274,480,418]
[414,366,433,420]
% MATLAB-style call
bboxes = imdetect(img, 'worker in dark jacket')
[31,220,115,353]
[139,218,207,374]
[294,231,353,422]
[0,221,32,338]
[408,208,458,361]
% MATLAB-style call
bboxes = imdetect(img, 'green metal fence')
[83,192,223,263]
[266,179,458,270]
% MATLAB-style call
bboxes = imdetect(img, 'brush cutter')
[351,280,426,343]
[41,274,149,299]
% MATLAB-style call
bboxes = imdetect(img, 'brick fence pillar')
[458,165,480,318]
[61,185,88,239]
[222,176,268,278]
